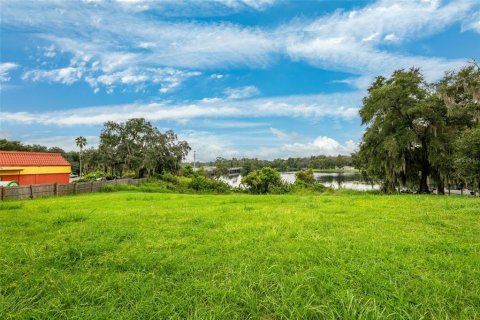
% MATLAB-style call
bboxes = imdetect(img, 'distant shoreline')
[311,169,359,173]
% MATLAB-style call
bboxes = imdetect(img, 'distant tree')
[99,118,190,177]
[47,147,63,153]
[75,136,87,177]
[0,139,28,151]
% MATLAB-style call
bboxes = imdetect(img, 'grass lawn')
[0,192,479,319]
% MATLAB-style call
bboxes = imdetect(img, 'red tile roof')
[0,151,70,166]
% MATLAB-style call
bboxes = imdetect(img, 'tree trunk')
[436,178,445,195]
[432,170,445,195]
[419,161,430,194]
[419,140,430,194]
[383,180,396,194]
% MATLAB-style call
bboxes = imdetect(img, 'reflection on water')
[221,172,380,191]
[282,172,379,191]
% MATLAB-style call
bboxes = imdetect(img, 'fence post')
[30,184,34,199]
[91,181,94,193]
[0,187,3,201]
[54,183,58,196]
[73,183,78,195]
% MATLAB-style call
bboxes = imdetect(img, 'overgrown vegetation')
[1,192,478,319]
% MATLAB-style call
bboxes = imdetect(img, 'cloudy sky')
[1,0,479,161]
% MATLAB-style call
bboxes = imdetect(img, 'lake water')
[221,172,380,191]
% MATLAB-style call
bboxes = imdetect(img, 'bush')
[182,164,195,177]
[269,180,292,194]
[79,170,112,182]
[295,169,315,185]
[159,172,180,184]
[189,176,231,193]
[241,167,283,194]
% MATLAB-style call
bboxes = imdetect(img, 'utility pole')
[193,150,196,170]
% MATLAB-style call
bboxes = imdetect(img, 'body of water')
[221,172,380,191]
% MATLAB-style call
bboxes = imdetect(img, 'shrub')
[295,169,315,185]
[182,164,195,177]
[269,180,292,194]
[160,172,180,184]
[241,167,283,194]
[79,170,112,182]
[189,176,231,193]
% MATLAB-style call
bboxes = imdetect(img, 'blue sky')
[1,0,479,161]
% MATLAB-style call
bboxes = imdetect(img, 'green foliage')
[290,180,331,194]
[188,176,231,193]
[295,169,315,185]
[454,127,480,191]
[159,172,179,184]
[1,192,479,318]
[241,167,283,194]
[0,139,65,153]
[357,64,480,194]
[182,164,195,177]
[78,170,111,182]
[99,118,190,178]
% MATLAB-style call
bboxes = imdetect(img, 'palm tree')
[75,136,87,177]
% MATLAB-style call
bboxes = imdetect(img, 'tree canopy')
[356,64,480,193]
[98,118,190,177]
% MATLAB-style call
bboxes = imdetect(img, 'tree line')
[355,63,480,194]
[196,155,354,176]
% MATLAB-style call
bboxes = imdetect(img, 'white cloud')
[384,33,399,42]
[23,66,83,85]
[219,0,277,11]
[2,2,276,94]
[224,85,260,100]
[0,62,19,82]
[269,127,302,141]
[362,32,379,42]
[199,120,270,128]
[91,67,200,93]
[462,11,480,33]
[2,0,477,93]
[112,0,278,13]
[210,73,224,79]
[283,0,474,81]
[183,130,355,161]
[0,91,362,126]
[332,75,374,90]
[256,136,357,159]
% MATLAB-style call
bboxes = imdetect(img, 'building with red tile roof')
[0,151,71,185]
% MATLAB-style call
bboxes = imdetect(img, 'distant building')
[0,151,71,185]
[228,167,241,176]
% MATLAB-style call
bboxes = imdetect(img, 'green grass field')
[1,191,479,319]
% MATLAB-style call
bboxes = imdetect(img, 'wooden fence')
[0,178,148,201]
